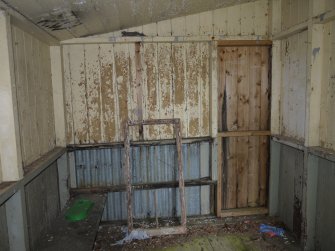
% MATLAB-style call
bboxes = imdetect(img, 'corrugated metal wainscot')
[74,140,211,221]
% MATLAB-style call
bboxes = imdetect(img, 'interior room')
[0,0,334,250]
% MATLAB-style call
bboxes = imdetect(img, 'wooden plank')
[138,226,186,237]
[259,47,270,206]
[200,42,210,136]
[236,47,249,208]
[174,120,187,228]
[84,44,102,143]
[62,45,74,145]
[220,207,268,217]
[199,11,213,36]
[157,20,171,37]
[123,121,133,232]
[128,43,138,141]
[99,44,117,142]
[69,44,89,144]
[114,43,130,141]
[217,137,222,216]
[248,47,261,207]
[213,7,228,36]
[241,2,255,36]
[226,4,241,36]
[224,47,238,209]
[51,46,66,147]
[218,40,272,47]
[186,43,201,137]
[217,47,226,132]
[12,26,31,165]
[24,31,38,165]
[35,194,106,251]
[158,43,173,139]
[185,14,200,36]
[171,17,186,36]
[143,43,159,140]
[218,130,271,137]
[172,44,187,137]
[254,0,269,36]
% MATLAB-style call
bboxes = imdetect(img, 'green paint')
[65,199,94,222]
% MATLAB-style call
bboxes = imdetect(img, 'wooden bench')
[36,194,106,251]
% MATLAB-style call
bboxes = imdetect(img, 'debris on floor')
[114,229,150,245]
[94,216,300,251]
[259,224,285,237]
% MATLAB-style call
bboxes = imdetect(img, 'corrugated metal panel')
[315,157,335,250]
[278,144,304,238]
[74,141,211,220]
[0,204,9,251]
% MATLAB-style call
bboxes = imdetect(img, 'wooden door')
[217,44,271,216]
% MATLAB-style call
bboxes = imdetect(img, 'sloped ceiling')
[1,0,255,40]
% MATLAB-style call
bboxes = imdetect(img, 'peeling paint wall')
[95,0,269,38]
[63,0,269,145]
[63,42,211,144]
[280,31,308,141]
[320,20,335,150]
[11,25,56,166]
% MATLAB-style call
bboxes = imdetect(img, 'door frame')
[216,40,272,217]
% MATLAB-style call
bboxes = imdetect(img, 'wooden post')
[0,11,23,181]
[124,118,187,235]
[124,121,133,232]
[216,136,222,216]
[174,119,186,228]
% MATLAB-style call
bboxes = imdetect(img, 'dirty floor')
[94,216,300,251]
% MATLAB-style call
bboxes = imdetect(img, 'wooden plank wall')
[280,31,308,141]
[25,162,60,250]
[218,46,270,209]
[63,42,211,144]
[92,0,269,38]
[320,20,335,150]
[11,25,56,166]
[0,204,9,250]
[313,0,335,16]
[281,0,309,30]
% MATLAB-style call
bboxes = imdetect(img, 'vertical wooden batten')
[51,46,66,147]
[0,11,23,181]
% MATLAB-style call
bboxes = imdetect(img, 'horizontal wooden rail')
[218,40,272,47]
[71,178,216,194]
[220,207,268,217]
[217,130,271,138]
[128,118,180,126]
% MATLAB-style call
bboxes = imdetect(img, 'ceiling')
[2,0,254,41]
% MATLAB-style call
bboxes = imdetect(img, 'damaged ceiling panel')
[1,0,255,40]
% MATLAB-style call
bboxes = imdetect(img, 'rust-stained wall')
[63,42,211,144]
[11,25,56,166]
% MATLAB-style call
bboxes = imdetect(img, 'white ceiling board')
[2,0,256,40]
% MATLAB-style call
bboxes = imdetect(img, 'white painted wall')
[0,11,23,181]
[11,25,56,166]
